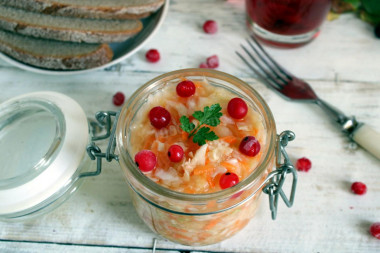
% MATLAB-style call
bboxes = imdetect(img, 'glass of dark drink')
[246,0,332,48]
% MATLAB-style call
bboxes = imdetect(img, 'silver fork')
[236,36,380,160]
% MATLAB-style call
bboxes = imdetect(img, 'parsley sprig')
[180,104,222,146]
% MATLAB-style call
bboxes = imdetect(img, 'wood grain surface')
[0,0,379,252]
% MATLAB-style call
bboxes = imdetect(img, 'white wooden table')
[0,0,379,252]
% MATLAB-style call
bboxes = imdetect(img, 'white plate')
[0,0,169,75]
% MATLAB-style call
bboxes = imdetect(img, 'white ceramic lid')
[0,92,88,216]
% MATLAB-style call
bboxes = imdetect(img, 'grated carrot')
[167,225,187,233]
[157,136,166,142]
[198,231,212,241]
[220,136,237,144]
[194,81,203,89]
[143,134,156,149]
[193,164,214,175]
[184,187,196,194]
[181,131,188,141]
[220,161,238,173]
[207,175,215,188]
[166,135,180,144]
[171,232,194,241]
[206,199,217,209]
[203,218,220,230]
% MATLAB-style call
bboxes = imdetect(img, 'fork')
[236,36,380,160]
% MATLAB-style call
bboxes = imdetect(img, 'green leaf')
[192,127,219,146]
[192,104,222,126]
[181,103,223,146]
[343,0,361,6]
[204,116,222,126]
[180,116,195,133]
[331,0,359,13]
[192,110,204,122]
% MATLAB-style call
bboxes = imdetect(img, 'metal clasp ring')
[262,130,297,220]
[79,111,120,178]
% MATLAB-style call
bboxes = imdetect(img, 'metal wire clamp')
[262,130,297,220]
[79,111,120,178]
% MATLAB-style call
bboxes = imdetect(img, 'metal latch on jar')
[79,111,120,178]
[262,131,297,220]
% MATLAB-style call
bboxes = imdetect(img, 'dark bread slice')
[0,6,143,43]
[0,29,113,70]
[0,0,165,20]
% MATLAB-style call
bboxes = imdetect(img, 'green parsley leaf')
[179,103,222,146]
[180,116,195,133]
[192,104,222,127]
[192,127,219,146]
[192,110,204,122]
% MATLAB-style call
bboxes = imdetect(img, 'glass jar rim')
[117,68,277,202]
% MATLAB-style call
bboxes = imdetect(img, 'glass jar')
[116,69,296,245]
[0,69,296,246]
[0,92,93,220]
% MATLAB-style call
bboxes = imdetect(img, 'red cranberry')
[296,157,312,172]
[351,182,367,195]
[370,222,380,240]
[199,62,209,68]
[145,49,160,63]
[227,97,248,119]
[135,150,157,172]
[149,106,171,129]
[220,172,239,189]
[206,55,219,68]
[203,20,218,34]
[176,80,196,97]
[112,92,125,106]
[168,145,184,162]
[239,136,260,157]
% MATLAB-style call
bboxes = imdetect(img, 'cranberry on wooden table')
[112,92,125,106]
[296,157,312,172]
[203,20,218,34]
[199,62,209,68]
[351,182,367,195]
[198,55,219,69]
[370,222,380,240]
[206,55,219,68]
[145,49,160,63]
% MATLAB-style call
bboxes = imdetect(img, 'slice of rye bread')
[0,6,143,43]
[0,29,113,70]
[0,0,165,20]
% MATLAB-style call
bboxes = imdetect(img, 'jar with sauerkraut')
[116,69,294,246]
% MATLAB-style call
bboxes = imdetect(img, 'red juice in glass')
[246,0,332,47]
